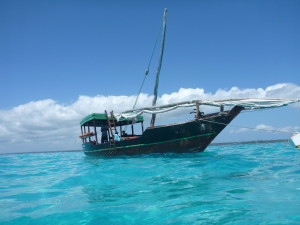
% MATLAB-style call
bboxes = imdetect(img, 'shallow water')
[1,142,300,224]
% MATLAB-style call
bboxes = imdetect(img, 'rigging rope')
[199,118,294,135]
[132,27,162,110]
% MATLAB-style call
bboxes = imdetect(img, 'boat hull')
[83,106,243,157]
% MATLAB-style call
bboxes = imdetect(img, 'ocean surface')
[1,142,300,225]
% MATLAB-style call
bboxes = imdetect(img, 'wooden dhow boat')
[80,99,298,157]
[79,9,299,157]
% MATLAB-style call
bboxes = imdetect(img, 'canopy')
[80,113,144,127]
[119,98,299,119]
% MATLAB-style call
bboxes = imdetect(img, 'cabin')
[79,111,144,146]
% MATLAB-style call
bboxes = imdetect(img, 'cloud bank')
[1,83,299,153]
[230,124,300,134]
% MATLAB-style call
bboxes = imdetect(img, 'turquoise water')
[1,142,300,225]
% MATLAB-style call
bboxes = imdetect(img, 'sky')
[0,0,300,154]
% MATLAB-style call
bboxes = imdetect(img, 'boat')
[290,132,300,148]
[79,9,299,157]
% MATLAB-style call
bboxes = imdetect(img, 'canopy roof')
[120,98,299,119]
[80,113,144,127]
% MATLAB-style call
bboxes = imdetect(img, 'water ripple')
[1,142,300,224]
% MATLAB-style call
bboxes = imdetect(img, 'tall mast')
[150,8,167,127]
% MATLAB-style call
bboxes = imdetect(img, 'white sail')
[291,132,300,148]
[118,98,299,119]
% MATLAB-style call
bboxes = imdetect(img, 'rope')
[146,28,161,75]
[132,27,161,110]
[199,118,294,135]
[132,75,148,110]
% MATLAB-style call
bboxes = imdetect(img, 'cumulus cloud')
[231,124,300,134]
[265,83,300,99]
[0,83,299,153]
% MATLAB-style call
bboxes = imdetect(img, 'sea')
[1,142,300,225]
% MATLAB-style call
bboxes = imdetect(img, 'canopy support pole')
[81,126,84,143]
[93,119,98,144]
[88,126,91,143]
[84,126,87,143]
[196,102,200,119]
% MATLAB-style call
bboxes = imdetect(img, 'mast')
[150,8,167,127]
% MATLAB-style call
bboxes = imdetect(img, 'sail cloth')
[117,98,299,120]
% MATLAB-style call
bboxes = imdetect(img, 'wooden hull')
[83,106,243,157]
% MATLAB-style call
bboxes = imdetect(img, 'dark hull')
[83,106,243,157]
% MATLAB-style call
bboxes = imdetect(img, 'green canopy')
[80,113,144,127]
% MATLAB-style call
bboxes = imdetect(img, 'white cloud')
[265,83,300,99]
[230,124,300,134]
[0,83,299,153]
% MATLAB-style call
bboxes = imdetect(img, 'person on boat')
[114,132,121,141]
[122,130,127,137]
[101,125,108,143]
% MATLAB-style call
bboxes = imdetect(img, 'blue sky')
[0,0,300,153]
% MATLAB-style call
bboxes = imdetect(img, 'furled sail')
[117,98,299,120]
